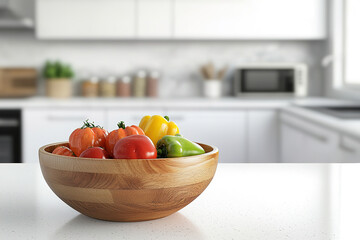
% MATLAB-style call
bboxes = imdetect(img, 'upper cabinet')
[36,0,326,40]
[137,0,172,38]
[174,0,326,39]
[36,0,136,39]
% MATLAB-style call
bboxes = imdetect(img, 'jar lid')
[120,75,131,84]
[105,76,117,83]
[136,70,146,78]
[150,71,160,79]
[88,76,99,83]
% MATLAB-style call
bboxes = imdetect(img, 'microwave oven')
[234,63,308,97]
[0,68,37,98]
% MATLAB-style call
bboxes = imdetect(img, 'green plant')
[43,60,75,79]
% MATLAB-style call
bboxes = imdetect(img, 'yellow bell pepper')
[139,115,180,146]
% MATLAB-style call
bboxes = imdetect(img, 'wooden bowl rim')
[39,141,218,162]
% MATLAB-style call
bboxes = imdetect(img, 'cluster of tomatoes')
[52,120,157,159]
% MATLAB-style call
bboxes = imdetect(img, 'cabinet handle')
[0,119,19,127]
[339,137,356,153]
[282,120,328,143]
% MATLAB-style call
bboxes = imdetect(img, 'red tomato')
[79,147,110,159]
[105,121,145,158]
[69,120,108,156]
[52,146,75,157]
[113,135,157,159]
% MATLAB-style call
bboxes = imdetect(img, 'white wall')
[0,30,326,98]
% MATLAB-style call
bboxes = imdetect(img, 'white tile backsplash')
[0,30,326,97]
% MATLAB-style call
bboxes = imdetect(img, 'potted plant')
[43,61,74,98]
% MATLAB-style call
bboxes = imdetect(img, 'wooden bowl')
[39,142,218,222]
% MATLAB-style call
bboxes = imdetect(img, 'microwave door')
[240,69,294,93]
[280,70,295,92]
[242,70,281,92]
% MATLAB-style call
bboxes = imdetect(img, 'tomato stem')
[81,119,95,129]
[117,121,126,129]
[81,119,103,129]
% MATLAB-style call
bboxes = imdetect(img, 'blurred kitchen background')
[1,0,360,163]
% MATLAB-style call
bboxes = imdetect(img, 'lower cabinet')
[23,108,106,163]
[23,108,281,164]
[248,110,279,163]
[338,135,360,163]
[280,121,308,163]
[280,112,339,163]
[21,107,360,164]
[166,110,247,163]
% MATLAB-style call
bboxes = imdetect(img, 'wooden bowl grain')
[39,142,218,222]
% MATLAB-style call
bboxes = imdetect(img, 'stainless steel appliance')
[234,63,308,97]
[305,106,360,119]
[0,110,21,163]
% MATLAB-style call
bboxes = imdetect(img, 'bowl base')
[62,198,187,222]
[82,211,177,222]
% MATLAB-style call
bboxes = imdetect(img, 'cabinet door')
[280,113,339,163]
[36,0,136,39]
[23,108,106,163]
[174,0,326,39]
[137,0,172,38]
[338,135,360,163]
[166,110,246,163]
[106,109,164,130]
[280,121,306,163]
[248,110,279,163]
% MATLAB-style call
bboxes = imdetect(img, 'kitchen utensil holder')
[204,79,222,98]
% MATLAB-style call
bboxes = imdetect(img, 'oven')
[0,110,21,163]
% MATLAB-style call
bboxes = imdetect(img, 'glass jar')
[133,70,147,98]
[117,75,132,97]
[81,77,99,97]
[147,71,159,97]
[99,76,116,97]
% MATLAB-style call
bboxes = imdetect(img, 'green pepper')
[156,134,205,158]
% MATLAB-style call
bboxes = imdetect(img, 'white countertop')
[2,163,360,240]
[0,96,353,109]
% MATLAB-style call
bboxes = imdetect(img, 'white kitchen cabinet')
[36,0,136,39]
[106,109,164,129]
[248,110,279,163]
[280,113,339,163]
[137,0,172,38]
[22,108,106,163]
[280,121,306,163]
[338,135,360,163]
[174,0,326,39]
[166,110,247,163]
[36,0,326,40]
